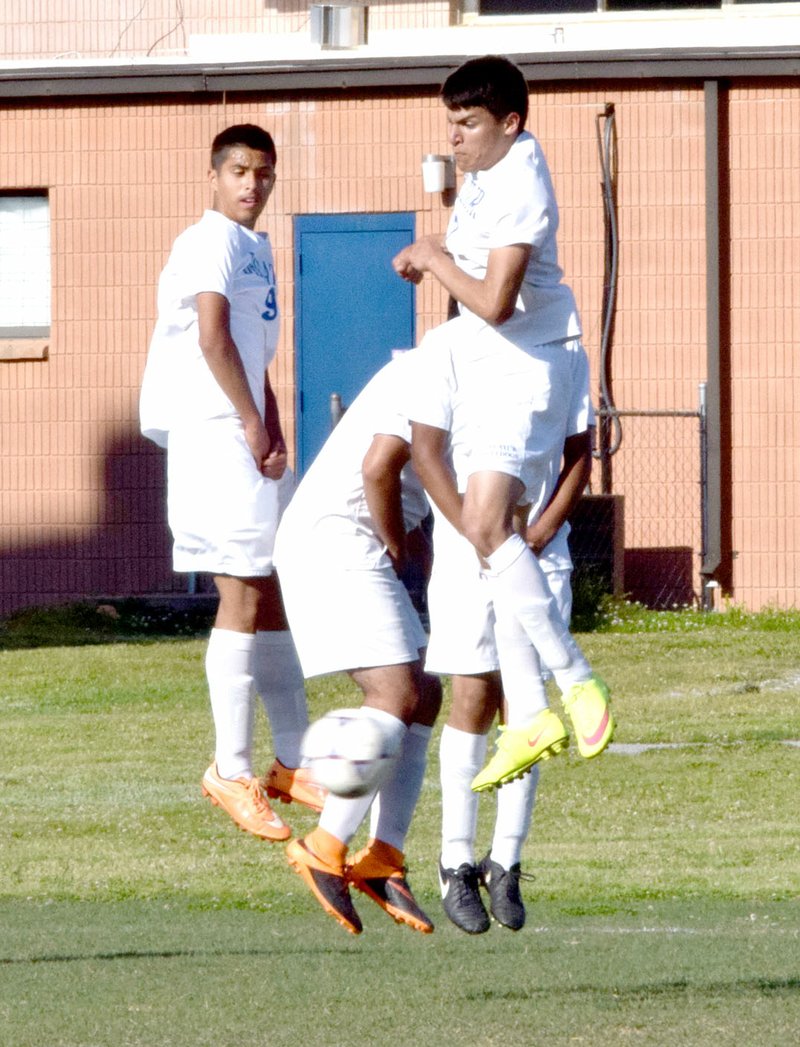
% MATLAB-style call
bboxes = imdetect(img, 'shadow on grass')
[466,977,800,1000]
[4,947,799,1002]
[0,598,217,650]
[0,945,358,965]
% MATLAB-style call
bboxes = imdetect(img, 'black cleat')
[477,853,526,931]
[438,859,490,934]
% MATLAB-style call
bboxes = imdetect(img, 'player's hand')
[392,248,424,284]
[262,444,287,481]
[394,262,424,285]
[392,236,446,282]
[244,419,272,471]
[524,521,555,557]
[386,544,407,578]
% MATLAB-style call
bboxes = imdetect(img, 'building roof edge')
[1,46,800,99]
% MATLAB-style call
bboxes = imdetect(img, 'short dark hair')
[441,55,529,129]
[210,124,276,170]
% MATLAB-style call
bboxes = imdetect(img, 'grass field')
[1,606,799,1046]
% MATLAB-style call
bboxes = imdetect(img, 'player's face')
[446,106,520,174]
[209,145,276,229]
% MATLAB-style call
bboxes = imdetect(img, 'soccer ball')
[301,708,399,799]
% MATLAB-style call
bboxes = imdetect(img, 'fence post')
[698,381,712,610]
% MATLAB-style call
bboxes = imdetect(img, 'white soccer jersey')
[274,353,430,678]
[275,353,429,572]
[446,130,581,345]
[140,209,279,447]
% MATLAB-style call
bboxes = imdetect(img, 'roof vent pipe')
[310,5,369,49]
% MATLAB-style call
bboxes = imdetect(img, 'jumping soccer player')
[393,56,614,789]
[140,124,322,844]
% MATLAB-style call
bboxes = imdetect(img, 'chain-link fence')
[570,396,706,611]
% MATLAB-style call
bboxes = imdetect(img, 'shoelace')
[452,867,482,902]
[485,863,536,889]
[246,778,275,814]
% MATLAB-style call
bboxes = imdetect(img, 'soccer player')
[431,429,592,933]
[393,56,614,790]
[139,124,322,844]
[274,353,442,937]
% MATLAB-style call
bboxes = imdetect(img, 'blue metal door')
[294,212,415,474]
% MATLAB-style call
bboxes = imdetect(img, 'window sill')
[0,339,49,361]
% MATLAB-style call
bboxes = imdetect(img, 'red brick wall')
[1,81,798,613]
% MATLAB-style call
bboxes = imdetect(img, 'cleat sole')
[476,737,570,791]
[264,783,325,813]
[266,785,324,813]
[349,880,434,935]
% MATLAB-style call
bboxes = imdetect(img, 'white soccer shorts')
[407,319,590,508]
[425,512,573,676]
[276,552,428,679]
[166,419,293,577]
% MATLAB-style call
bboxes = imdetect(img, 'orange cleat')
[263,758,327,813]
[201,764,290,842]
[347,839,434,934]
[286,833,362,935]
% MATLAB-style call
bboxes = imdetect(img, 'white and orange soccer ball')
[301,708,399,799]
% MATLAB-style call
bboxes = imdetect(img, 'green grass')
[1,606,799,1045]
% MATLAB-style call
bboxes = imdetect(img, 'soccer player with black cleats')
[438,859,490,934]
[478,853,527,931]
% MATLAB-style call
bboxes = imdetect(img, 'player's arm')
[262,370,287,480]
[362,433,412,574]
[196,291,271,468]
[393,237,530,326]
[525,429,593,555]
[410,422,463,534]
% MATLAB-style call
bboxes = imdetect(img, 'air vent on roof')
[310,4,369,49]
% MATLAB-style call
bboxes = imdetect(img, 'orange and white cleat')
[263,758,327,813]
[201,764,290,841]
[347,839,434,934]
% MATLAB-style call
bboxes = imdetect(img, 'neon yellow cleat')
[562,674,614,758]
[471,708,569,793]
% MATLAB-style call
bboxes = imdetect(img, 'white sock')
[319,789,379,847]
[492,602,549,722]
[369,723,433,853]
[205,628,256,780]
[486,534,591,691]
[319,709,408,846]
[490,765,539,870]
[252,630,309,768]
[439,724,488,870]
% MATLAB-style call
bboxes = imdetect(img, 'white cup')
[421,154,447,193]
